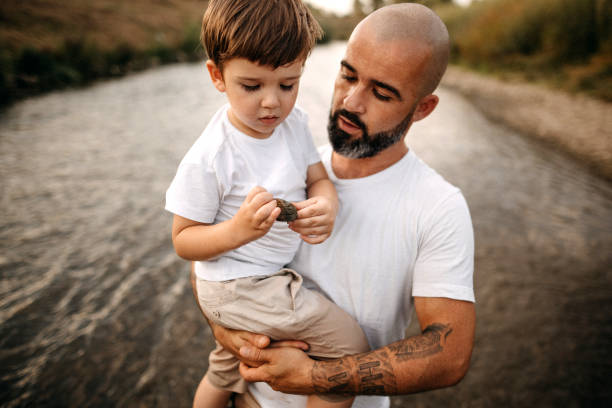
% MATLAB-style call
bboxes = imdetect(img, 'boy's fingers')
[245,186,266,203]
[300,233,328,244]
[290,215,325,230]
[250,191,275,209]
[292,198,315,211]
[290,224,327,237]
[269,207,281,222]
[254,201,279,224]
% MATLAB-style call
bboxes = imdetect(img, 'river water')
[1,42,611,407]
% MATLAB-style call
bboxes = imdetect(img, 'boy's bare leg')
[193,374,232,408]
[306,395,355,408]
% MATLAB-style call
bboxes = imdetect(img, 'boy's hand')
[232,186,280,244]
[289,196,337,244]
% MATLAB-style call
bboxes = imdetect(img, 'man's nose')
[343,84,366,114]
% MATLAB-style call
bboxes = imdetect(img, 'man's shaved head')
[353,3,450,96]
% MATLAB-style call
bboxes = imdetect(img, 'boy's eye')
[242,84,260,92]
[280,84,294,91]
[373,88,392,101]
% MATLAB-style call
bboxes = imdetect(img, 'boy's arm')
[305,162,337,206]
[289,162,338,244]
[172,186,280,261]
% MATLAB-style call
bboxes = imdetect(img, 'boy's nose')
[261,91,280,109]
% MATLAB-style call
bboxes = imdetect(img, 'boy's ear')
[412,94,439,122]
[206,60,226,92]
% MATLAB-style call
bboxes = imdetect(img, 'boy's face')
[207,58,304,139]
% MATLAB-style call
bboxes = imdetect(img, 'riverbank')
[0,0,206,106]
[442,66,612,181]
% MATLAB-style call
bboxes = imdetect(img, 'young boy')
[165,1,369,407]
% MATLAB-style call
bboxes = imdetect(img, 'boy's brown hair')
[201,0,323,72]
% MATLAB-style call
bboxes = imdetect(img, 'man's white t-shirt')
[250,144,475,408]
[165,104,320,281]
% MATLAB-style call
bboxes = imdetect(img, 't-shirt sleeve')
[165,160,221,224]
[412,191,475,302]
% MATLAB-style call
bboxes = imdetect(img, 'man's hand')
[211,322,271,367]
[211,322,310,368]
[238,345,316,394]
[289,196,337,244]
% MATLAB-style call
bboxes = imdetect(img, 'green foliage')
[0,32,205,107]
[450,0,607,63]
[180,23,204,58]
[308,5,360,42]
[444,0,612,100]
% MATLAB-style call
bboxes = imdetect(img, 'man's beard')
[327,107,415,159]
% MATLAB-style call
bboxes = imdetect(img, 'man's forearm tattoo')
[355,351,397,395]
[312,359,351,394]
[389,323,453,361]
[312,350,397,395]
[311,322,452,395]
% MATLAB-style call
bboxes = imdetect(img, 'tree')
[353,0,366,17]
[371,0,385,10]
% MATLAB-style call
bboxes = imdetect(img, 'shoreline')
[441,66,612,181]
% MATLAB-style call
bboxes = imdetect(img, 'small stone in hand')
[275,198,298,222]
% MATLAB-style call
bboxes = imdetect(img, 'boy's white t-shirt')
[165,104,320,281]
[249,144,475,408]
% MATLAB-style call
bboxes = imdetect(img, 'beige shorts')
[194,268,369,394]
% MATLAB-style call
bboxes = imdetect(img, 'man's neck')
[331,142,409,179]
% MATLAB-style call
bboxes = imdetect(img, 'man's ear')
[206,60,226,92]
[412,94,439,122]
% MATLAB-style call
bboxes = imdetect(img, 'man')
[206,3,475,407]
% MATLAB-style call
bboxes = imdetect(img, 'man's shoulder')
[411,152,459,191]
[405,151,465,212]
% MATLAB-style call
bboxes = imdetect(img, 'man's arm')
[238,297,475,395]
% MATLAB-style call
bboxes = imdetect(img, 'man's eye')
[280,84,294,91]
[242,84,260,92]
[373,89,392,101]
[342,75,357,83]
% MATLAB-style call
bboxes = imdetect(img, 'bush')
[451,0,607,65]
[442,0,612,100]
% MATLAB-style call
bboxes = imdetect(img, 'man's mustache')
[332,109,367,133]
